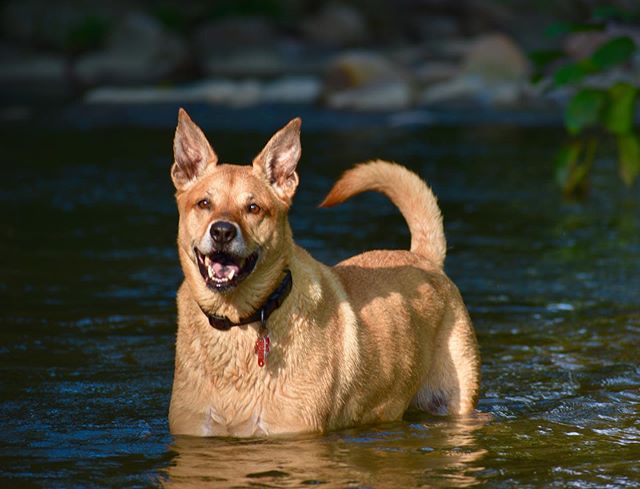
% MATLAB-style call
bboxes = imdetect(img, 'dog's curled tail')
[319,160,446,268]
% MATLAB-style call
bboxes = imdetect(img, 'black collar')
[203,269,293,331]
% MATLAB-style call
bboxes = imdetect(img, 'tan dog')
[168,109,480,437]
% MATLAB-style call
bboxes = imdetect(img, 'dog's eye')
[197,199,210,210]
[247,203,261,214]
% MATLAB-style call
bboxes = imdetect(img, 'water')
[1,111,639,488]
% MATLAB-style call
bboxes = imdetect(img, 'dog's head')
[171,109,301,316]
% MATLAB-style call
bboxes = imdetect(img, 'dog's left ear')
[253,118,301,203]
[171,108,218,191]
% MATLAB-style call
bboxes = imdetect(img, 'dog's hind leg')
[411,305,480,416]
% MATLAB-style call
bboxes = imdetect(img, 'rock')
[200,41,329,78]
[426,37,472,60]
[85,76,322,106]
[326,81,413,111]
[196,79,261,107]
[462,33,530,82]
[195,16,317,78]
[420,75,521,106]
[324,51,401,90]
[302,3,368,47]
[0,45,66,83]
[194,16,278,53]
[86,79,262,106]
[462,0,514,35]
[323,51,413,110]
[2,0,123,51]
[200,49,288,78]
[262,77,321,104]
[420,76,479,106]
[76,53,149,84]
[408,15,462,41]
[414,61,460,86]
[419,32,530,107]
[74,11,187,84]
[85,86,173,104]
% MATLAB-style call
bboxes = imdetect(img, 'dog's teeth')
[228,269,236,280]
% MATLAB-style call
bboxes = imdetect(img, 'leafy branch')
[531,9,639,197]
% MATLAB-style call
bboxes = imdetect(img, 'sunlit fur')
[169,109,480,437]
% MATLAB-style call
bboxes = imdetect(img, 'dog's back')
[321,161,480,416]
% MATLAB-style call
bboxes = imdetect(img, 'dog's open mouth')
[195,249,259,291]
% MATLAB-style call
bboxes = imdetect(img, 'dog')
[168,109,480,437]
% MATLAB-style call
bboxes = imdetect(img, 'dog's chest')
[204,369,312,437]
[188,340,296,435]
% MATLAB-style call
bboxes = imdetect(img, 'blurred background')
[0,0,637,112]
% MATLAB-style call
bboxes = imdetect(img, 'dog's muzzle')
[194,248,259,291]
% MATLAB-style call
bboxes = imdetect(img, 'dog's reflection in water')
[160,413,490,488]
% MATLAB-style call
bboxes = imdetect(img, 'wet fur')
[169,109,480,437]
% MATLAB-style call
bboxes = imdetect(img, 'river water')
[1,108,639,488]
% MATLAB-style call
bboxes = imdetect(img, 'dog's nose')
[210,221,237,246]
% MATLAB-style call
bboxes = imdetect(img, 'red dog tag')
[255,335,271,367]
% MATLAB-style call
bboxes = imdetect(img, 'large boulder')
[195,16,312,78]
[323,51,413,110]
[74,11,188,84]
[463,33,530,82]
[420,32,531,107]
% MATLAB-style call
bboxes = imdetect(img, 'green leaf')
[544,21,603,38]
[544,21,574,38]
[618,134,640,186]
[592,5,632,22]
[554,59,596,86]
[555,141,581,187]
[529,49,565,70]
[591,36,636,70]
[555,140,596,196]
[531,73,544,84]
[565,88,607,135]
[605,83,638,134]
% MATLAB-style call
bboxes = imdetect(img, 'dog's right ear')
[171,108,218,191]
[252,118,301,204]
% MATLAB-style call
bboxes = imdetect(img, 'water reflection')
[160,413,490,488]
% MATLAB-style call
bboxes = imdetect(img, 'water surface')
[1,115,639,487]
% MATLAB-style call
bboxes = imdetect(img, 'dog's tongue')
[212,261,240,280]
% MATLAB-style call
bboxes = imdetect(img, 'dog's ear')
[171,108,218,191]
[253,118,301,203]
